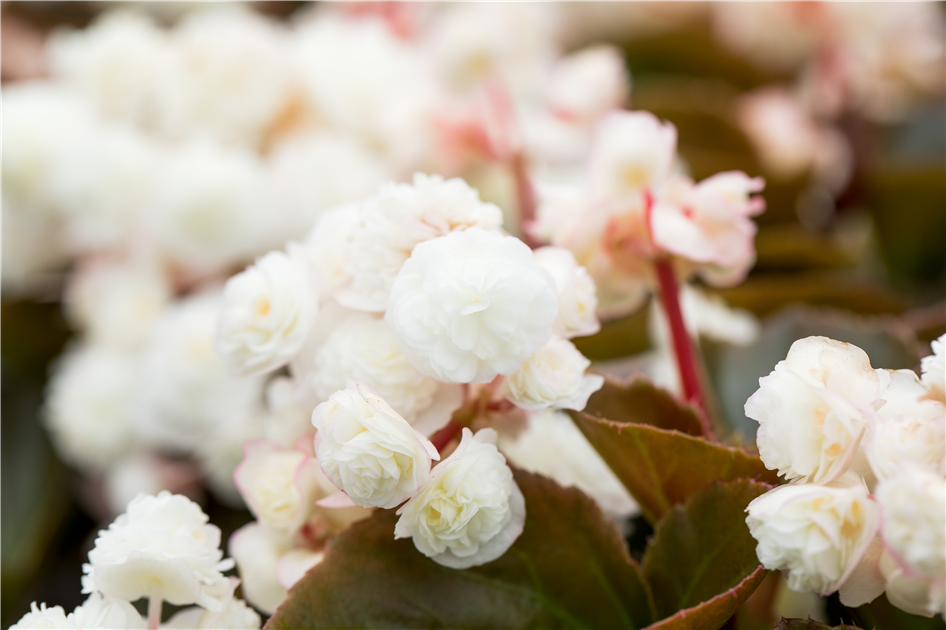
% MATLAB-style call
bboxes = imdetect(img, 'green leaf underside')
[266,470,655,630]
[568,411,781,524]
[775,619,863,630]
[643,480,771,623]
[582,377,704,437]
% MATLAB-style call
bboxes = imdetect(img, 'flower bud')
[395,428,525,569]
[311,380,438,509]
[532,246,600,339]
[505,336,604,411]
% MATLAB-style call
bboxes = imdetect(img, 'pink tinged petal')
[316,491,358,508]
[276,549,323,590]
[839,536,887,607]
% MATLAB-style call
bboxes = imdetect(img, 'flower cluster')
[11,492,259,629]
[745,335,946,617]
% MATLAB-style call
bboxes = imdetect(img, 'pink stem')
[654,258,714,438]
[147,593,162,630]
[429,419,462,453]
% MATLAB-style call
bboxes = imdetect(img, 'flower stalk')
[146,592,162,630]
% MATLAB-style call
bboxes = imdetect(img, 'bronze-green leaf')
[266,470,656,630]
[774,620,862,630]
[568,411,780,523]
[642,480,771,625]
[581,377,704,437]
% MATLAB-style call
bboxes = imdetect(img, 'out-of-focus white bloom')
[44,345,138,472]
[546,45,628,122]
[866,369,945,481]
[395,428,525,569]
[712,3,817,72]
[268,133,388,241]
[299,313,462,435]
[338,173,504,312]
[103,455,201,518]
[311,381,438,509]
[156,7,295,149]
[302,205,361,302]
[47,10,168,125]
[505,337,603,411]
[879,550,946,618]
[195,414,265,509]
[921,335,945,399]
[387,228,558,384]
[745,476,880,595]
[65,257,170,352]
[233,440,333,539]
[587,111,677,201]
[1,194,71,297]
[651,172,765,287]
[216,248,319,378]
[532,246,600,339]
[83,491,234,610]
[228,523,290,615]
[876,467,946,580]
[164,590,261,630]
[746,337,888,484]
[46,123,155,253]
[10,603,71,630]
[498,410,638,521]
[70,593,145,629]
[146,140,274,278]
[136,292,264,453]
[650,285,760,348]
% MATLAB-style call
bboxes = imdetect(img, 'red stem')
[654,258,714,438]
[429,419,462,453]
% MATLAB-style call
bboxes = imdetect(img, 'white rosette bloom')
[876,467,946,581]
[303,205,361,302]
[395,428,525,569]
[216,247,319,378]
[546,45,628,123]
[498,410,639,522]
[387,228,558,384]
[10,603,71,630]
[165,595,261,630]
[505,337,604,411]
[746,336,889,484]
[233,439,334,539]
[921,334,945,400]
[300,313,462,435]
[69,593,145,629]
[338,173,504,312]
[533,246,600,339]
[136,292,265,453]
[745,476,880,595]
[44,344,138,473]
[83,492,234,610]
[866,369,945,481]
[587,110,677,201]
[879,551,946,618]
[311,381,439,509]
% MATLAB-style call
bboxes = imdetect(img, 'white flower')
[498,410,639,521]
[156,7,295,150]
[587,110,677,201]
[216,248,319,378]
[64,257,170,352]
[532,246,600,339]
[875,467,946,580]
[746,336,888,484]
[921,334,945,399]
[866,369,945,481]
[546,45,628,122]
[70,593,145,629]
[228,523,290,615]
[83,491,234,610]
[135,292,265,453]
[879,550,945,618]
[745,476,880,595]
[233,439,334,539]
[300,313,462,435]
[338,173,504,312]
[44,344,138,472]
[386,228,558,384]
[195,413,265,509]
[311,381,438,509]
[164,590,261,629]
[47,10,169,126]
[395,428,525,569]
[146,140,275,278]
[505,337,604,411]
[268,132,388,241]
[302,205,361,302]
[10,603,70,629]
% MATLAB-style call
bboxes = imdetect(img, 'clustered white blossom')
[12,492,260,629]
[745,335,946,617]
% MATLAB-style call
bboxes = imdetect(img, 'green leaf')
[266,470,656,630]
[774,620,862,630]
[643,480,771,624]
[568,411,780,524]
[581,377,704,437]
